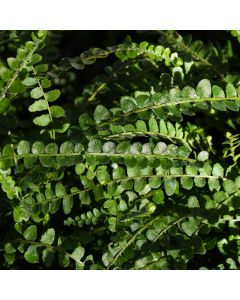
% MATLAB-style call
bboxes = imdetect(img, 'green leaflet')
[22,77,38,86]
[42,248,55,267]
[24,246,39,264]
[181,218,199,237]
[196,79,211,98]
[30,87,44,99]
[164,177,178,196]
[17,140,30,155]
[71,246,85,262]
[33,114,51,126]
[29,100,48,112]
[23,225,37,241]
[94,105,111,123]
[46,90,61,102]
[152,190,164,205]
[40,228,55,245]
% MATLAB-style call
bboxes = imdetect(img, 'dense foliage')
[0,30,240,269]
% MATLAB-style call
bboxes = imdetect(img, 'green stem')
[20,173,225,213]
[103,131,189,146]
[0,151,195,162]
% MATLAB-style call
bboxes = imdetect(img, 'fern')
[1,30,240,270]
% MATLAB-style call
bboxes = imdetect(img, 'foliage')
[0,30,240,269]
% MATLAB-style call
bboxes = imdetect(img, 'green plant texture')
[0,30,240,270]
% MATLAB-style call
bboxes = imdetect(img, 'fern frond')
[91,80,240,129]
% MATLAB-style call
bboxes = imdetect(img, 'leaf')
[23,225,37,241]
[50,105,65,118]
[223,180,237,194]
[24,246,39,263]
[42,248,55,267]
[226,83,237,97]
[113,167,125,179]
[56,141,76,166]
[120,96,137,112]
[211,86,226,110]
[0,98,11,114]
[88,139,102,153]
[33,114,51,126]
[181,218,199,237]
[153,142,167,154]
[22,77,38,86]
[208,178,220,191]
[181,176,193,190]
[28,100,47,112]
[159,119,168,135]
[40,228,55,245]
[55,182,66,197]
[7,57,19,70]
[187,196,200,208]
[17,140,30,155]
[32,141,45,154]
[116,141,130,153]
[213,191,227,203]
[108,217,117,232]
[196,79,211,98]
[46,89,61,102]
[149,116,159,132]
[197,151,209,162]
[181,86,197,99]
[103,199,117,215]
[41,79,51,89]
[92,48,108,58]
[97,166,110,184]
[94,105,111,123]
[75,163,85,175]
[63,196,73,214]
[35,64,48,74]
[212,163,224,177]
[30,87,44,99]
[103,141,115,154]
[152,190,164,205]
[146,229,158,241]
[71,246,85,262]
[31,53,42,64]
[58,254,70,268]
[164,178,177,196]
[4,243,16,254]
[136,120,147,132]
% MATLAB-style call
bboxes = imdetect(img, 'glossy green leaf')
[33,114,51,126]
[23,225,37,241]
[164,178,177,196]
[152,190,164,204]
[24,246,39,264]
[17,140,30,155]
[196,79,211,98]
[71,246,85,262]
[50,105,65,118]
[94,105,111,123]
[40,228,55,245]
[29,100,47,112]
[22,77,38,86]
[30,87,44,99]
[46,90,61,102]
